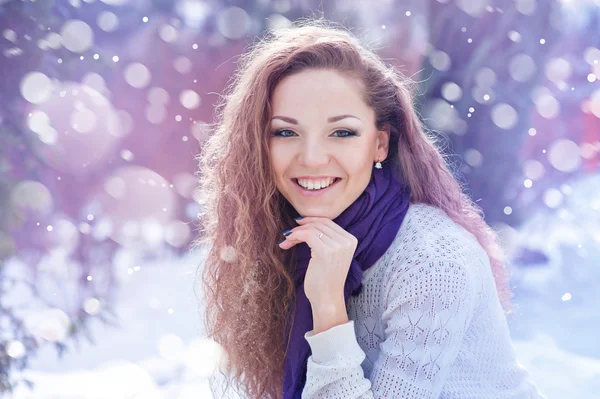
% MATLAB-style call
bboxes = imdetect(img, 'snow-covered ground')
[6,174,600,399]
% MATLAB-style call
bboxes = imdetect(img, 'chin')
[294,205,343,220]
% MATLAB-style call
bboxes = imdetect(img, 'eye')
[271,129,297,138]
[331,129,357,138]
[271,129,358,138]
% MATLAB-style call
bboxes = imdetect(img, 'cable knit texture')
[301,202,546,399]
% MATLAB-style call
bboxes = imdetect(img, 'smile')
[291,177,342,197]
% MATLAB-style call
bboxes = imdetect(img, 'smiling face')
[268,68,390,219]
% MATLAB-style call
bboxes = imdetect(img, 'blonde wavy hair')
[193,17,512,399]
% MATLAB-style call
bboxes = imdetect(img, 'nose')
[298,137,330,167]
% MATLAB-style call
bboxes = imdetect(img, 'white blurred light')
[45,32,62,49]
[548,139,581,172]
[158,334,185,362]
[441,82,463,102]
[159,24,178,43]
[524,179,533,188]
[491,103,518,129]
[472,86,495,104]
[165,220,191,247]
[429,50,451,72]
[560,184,573,196]
[24,308,71,342]
[561,292,571,301]
[179,90,201,109]
[184,338,226,378]
[176,0,211,28]
[584,47,600,65]
[82,72,106,93]
[216,7,250,40]
[148,87,170,105]
[91,218,113,241]
[456,0,487,17]
[97,11,119,32]
[580,142,596,159]
[124,63,151,89]
[83,297,101,315]
[191,120,211,142]
[172,172,198,198]
[60,19,94,53]
[508,30,521,42]
[464,148,483,167]
[140,218,164,246]
[543,188,564,208]
[71,107,97,133]
[120,149,134,161]
[6,341,26,359]
[20,72,54,104]
[545,58,572,83]
[38,126,59,144]
[590,88,600,118]
[173,56,192,74]
[220,245,238,263]
[9,181,53,228]
[503,206,513,215]
[516,0,537,15]
[100,0,130,5]
[27,110,51,133]
[523,159,545,180]
[146,104,167,125]
[3,28,16,42]
[509,54,536,82]
[265,13,292,31]
[535,94,560,119]
[422,99,460,132]
[105,176,126,199]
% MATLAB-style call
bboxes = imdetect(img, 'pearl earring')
[375,160,382,169]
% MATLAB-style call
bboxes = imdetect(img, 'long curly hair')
[193,17,513,399]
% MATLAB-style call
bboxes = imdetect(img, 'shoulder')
[381,202,487,304]
[388,202,488,269]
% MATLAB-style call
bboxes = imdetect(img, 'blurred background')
[0,0,599,398]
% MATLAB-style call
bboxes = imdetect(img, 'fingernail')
[281,228,292,236]
[277,237,286,245]
[294,216,304,221]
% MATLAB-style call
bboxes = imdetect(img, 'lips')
[292,177,341,189]
[291,177,342,197]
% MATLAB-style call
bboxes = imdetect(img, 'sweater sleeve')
[302,259,477,399]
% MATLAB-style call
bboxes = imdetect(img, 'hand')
[278,217,358,309]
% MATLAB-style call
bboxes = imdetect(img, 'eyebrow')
[271,114,362,124]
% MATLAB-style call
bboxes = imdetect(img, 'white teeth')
[297,178,336,190]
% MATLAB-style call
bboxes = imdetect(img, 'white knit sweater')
[301,202,546,399]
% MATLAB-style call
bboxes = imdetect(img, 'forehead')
[271,69,371,120]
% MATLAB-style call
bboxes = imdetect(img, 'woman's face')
[268,68,389,219]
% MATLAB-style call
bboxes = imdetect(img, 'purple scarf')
[281,163,411,399]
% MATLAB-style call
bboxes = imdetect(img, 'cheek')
[268,151,288,184]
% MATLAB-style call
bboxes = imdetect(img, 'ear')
[375,123,390,161]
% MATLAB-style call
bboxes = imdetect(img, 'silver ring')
[318,232,323,239]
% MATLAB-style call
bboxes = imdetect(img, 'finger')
[295,217,355,245]
[302,220,341,242]
[285,221,341,246]
[278,225,334,250]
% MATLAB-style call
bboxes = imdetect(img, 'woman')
[195,18,545,399]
